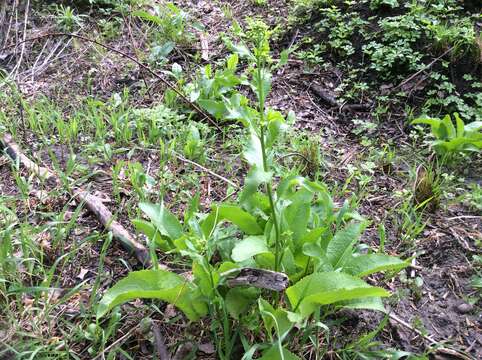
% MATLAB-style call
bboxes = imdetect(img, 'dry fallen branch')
[388,47,453,95]
[310,83,371,112]
[199,33,209,61]
[222,268,289,291]
[0,132,151,267]
[173,151,239,189]
[74,190,151,267]
[0,133,59,186]
[389,313,437,345]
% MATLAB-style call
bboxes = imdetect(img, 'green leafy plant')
[88,0,145,12]
[183,124,205,162]
[134,2,195,66]
[184,53,246,121]
[97,22,408,359]
[411,113,482,156]
[126,162,155,201]
[251,0,267,6]
[134,3,189,42]
[427,19,480,60]
[54,5,86,32]
[370,0,399,10]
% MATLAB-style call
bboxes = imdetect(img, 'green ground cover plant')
[96,22,408,359]
[411,113,482,156]
[291,0,481,118]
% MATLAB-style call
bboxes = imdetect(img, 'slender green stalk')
[206,255,233,360]
[256,61,281,273]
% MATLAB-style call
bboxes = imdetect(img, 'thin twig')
[389,47,453,94]
[278,152,312,164]
[1,32,222,131]
[389,313,437,344]
[28,38,72,81]
[173,151,239,189]
[8,0,29,79]
[446,215,481,221]
[91,326,138,360]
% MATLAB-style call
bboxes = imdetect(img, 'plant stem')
[206,257,232,359]
[257,68,281,273]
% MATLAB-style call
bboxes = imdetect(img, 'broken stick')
[74,190,151,267]
[0,133,151,267]
[0,133,59,186]
[222,268,289,291]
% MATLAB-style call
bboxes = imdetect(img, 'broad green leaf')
[286,272,390,317]
[437,121,449,140]
[411,117,441,128]
[228,43,255,61]
[198,99,226,119]
[411,117,441,137]
[440,137,482,152]
[189,89,201,102]
[441,114,456,139]
[132,219,169,250]
[225,287,259,319]
[259,298,293,340]
[253,68,272,104]
[239,166,272,209]
[340,296,386,312]
[326,222,363,269]
[218,261,239,273]
[344,254,409,277]
[97,270,207,321]
[298,227,327,249]
[216,205,263,234]
[281,248,298,275]
[171,63,183,79]
[266,110,287,147]
[193,261,218,298]
[255,252,276,270]
[139,202,183,241]
[455,113,465,138]
[151,42,175,59]
[259,346,301,360]
[244,131,264,168]
[132,10,163,26]
[225,101,256,127]
[201,205,263,238]
[302,243,326,260]
[226,53,239,71]
[217,73,241,90]
[259,298,276,335]
[231,236,269,262]
[277,175,325,201]
[282,194,311,242]
[276,175,303,199]
[279,49,289,67]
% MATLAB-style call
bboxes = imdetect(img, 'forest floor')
[0,1,481,359]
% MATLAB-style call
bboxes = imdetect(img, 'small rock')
[456,302,473,314]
